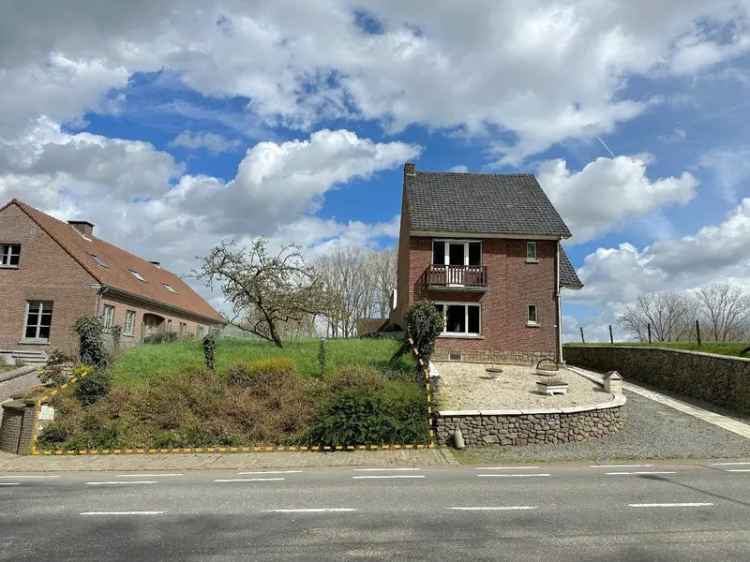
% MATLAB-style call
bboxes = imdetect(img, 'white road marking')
[0,475,59,479]
[477,474,550,478]
[117,474,184,478]
[352,475,425,480]
[604,470,677,476]
[726,469,750,473]
[352,468,422,472]
[711,462,750,466]
[213,478,285,483]
[269,508,357,513]
[0,483,20,487]
[449,506,537,511]
[475,466,540,471]
[628,503,714,508]
[86,481,157,486]
[237,470,303,475]
[80,511,165,516]
[589,464,654,469]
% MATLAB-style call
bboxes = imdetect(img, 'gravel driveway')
[455,389,750,464]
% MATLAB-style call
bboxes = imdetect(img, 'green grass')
[565,341,749,358]
[110,337,414,388]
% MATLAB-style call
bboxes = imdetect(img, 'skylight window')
[162,283,177,293]
[129,269,145,282]
[90,254,109,268]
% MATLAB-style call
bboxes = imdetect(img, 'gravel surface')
[434,362,611,410]
[455,389,750,464]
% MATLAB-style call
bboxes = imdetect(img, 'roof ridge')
[417,170,534,177]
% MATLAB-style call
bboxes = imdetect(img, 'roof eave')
[410,229,566,240]
[102,285,225,325]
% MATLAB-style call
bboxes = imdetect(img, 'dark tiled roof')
[7,199,224,323]
[356,318,388,336]
[559,246,583,289]
[406,170,571,238]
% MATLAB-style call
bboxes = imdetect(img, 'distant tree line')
[618,283,750,342]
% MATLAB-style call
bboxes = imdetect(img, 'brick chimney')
[68,220,94,237]
[404,162,416,177]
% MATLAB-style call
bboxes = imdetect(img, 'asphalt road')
[2,461,750,561]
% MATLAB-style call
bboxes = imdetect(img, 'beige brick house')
[390,163,582,365]
[0,199,224,363]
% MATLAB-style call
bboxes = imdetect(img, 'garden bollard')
[453,428,465,449]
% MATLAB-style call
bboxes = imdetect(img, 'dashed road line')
[628,503,713,508]
[475,466,540,471]
[352,475,425,480]
[0,475,59,479]
[80,511,165,516]
[477,473,550,478]
[605,471,676,476]
[589,464,653,469]
[237,470,303,475]
[449,506,537,511]
[726,469,750,473]
[269,508,357,513]
[117,474,184,478]
[86,481,157,486]
[213,478,285,483]
[711,462,750,466]
[352,468,422,472]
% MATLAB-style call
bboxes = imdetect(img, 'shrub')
[406,301,444,362]
[38,349,72,387]
[327,366,385,393]
[144,331,178,344]
[227,357,296,388]
[73,316,108,367]
[75,369,111,406]
[202,333,217,370]
[37,422,69,446]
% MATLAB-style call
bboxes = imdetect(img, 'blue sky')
[2,1,750,340]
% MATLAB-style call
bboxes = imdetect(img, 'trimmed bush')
[75,369,111,406]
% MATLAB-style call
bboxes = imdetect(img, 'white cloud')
[0,2,748,160]
[169,131,242,153]
[538,156,697,243]
[698,147,750,202]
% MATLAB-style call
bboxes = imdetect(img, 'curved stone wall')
[433,395,625,447]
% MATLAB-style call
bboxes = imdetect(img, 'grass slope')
[111,337,415,387]
[565,341,749,358]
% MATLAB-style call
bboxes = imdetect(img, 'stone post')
[0,399,40,454]
[603,371,623,395]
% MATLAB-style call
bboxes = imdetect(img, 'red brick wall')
[404,236,558,358]
[0,204,98,356]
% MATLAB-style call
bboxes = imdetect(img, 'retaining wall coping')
[478,409,523,416]
[564,344,750,363]
[437,395,625,418]
[0,365,39,384]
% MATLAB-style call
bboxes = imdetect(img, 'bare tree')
[696,283,750,342]
[197,240,329,348]
[618,291,695,342]
[368,249,397,319]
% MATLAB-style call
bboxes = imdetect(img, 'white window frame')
[434,301,481,337]
[162,283,177,293]
[197,325,205,338]
[527,304,539,326]
[0,243,21,268]
[432,239,483,267]
[526,241,538,263]
[129,269,146,282]
[102,304,115,330]
[123,310,136,336]
[23,300,53,342]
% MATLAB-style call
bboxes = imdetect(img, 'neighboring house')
[389,163,582,365]
[0,199,224,362]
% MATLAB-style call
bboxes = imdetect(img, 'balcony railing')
[423,264,488,290]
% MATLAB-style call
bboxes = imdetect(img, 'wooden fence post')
[696,319,702,347]
[609,325,614,344]
[579,327,585,344]
[647,323,652,344]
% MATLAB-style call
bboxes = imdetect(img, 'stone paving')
[434,362,612,411]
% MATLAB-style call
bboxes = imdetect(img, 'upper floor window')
[102,304,115,330]
[129,269,146,282]
[526,241,538,263]
[1,243,20,268]
[527,304,539,326]
[124,310,136,336]
[24,301,53,342]
[432,240,482,267]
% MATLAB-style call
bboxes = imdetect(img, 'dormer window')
[90,254,109,268]
[526,241,538,263]
[0,243,20,268]
[129,269,145,282]
[162,283,177,293]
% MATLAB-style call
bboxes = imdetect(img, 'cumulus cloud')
[169,131,242,153]
[698,146,750,202]
[538,156,697,243]
[0,2,748,159]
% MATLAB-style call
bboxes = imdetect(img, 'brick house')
[390,163,582,365]
[0,199,224,363]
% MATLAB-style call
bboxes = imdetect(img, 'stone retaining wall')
[564,344,750,416]
[431,349,554,366]
[433,396,625,447]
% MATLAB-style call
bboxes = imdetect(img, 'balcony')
[422,264,488,292]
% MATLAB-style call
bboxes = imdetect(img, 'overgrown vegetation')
[37,337,427,450]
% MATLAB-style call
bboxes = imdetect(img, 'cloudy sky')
[2,1,750,340]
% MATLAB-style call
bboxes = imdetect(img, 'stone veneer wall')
[0,399,38,454]
[431,349,554,366]
[434,397,625,447]
[564,344,750,416]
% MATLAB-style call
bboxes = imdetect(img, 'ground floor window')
[527,304,538,326]
[24,301,53,341]
[434,303,480,336]
[197,325,205,338]
[124,310,136,336]
[102,304,115,330]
